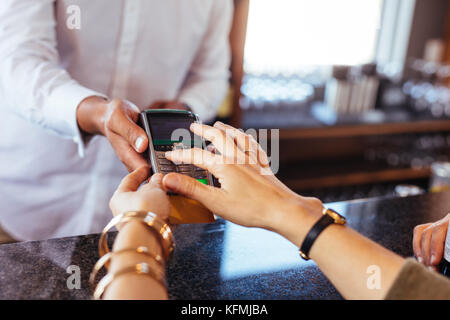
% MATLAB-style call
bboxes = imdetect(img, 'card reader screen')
[147,113,201,147]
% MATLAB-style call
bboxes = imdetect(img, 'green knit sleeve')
[385,258,450,299]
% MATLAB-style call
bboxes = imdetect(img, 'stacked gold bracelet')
[98,211,174,260]
[93,262,166,300]
[90,211,175,299]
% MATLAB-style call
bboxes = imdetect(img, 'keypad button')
[155,151,166,159]
[173,142,187,150]
[177,165,193,173]
[159,165,175,171]
[194,172,207,179]
[197,178,209,185]
[158,158,173,165]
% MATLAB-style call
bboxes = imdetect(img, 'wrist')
[270,195,324,248]
[110,220,164,274]
[76,96,109,135]
[114,220,160,249]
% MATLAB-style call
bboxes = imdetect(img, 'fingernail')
[164,174,180,190]
[135,137,144,151]
[165,151,172,158]
[214,121,224,127]
[150,173,163,183]
[417,256,423,263]
[428,266,435,272]
[431,254,437,264]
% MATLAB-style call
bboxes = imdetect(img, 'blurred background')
[219,0,450,203]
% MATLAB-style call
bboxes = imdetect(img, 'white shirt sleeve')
[177,0,233,123]
[0,0,106,157]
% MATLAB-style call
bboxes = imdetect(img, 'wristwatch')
[299,207,347,261]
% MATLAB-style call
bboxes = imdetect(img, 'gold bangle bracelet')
[99,211,175,260]
[92,262,166,300]
[89,246,164,292]
[99,216,168,265]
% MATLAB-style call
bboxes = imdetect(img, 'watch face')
[324,208,347,225]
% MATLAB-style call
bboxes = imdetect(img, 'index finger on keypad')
[190,123,242,159]
[213,122,270,167]
[165,147,221,173]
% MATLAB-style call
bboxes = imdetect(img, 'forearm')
[103,220,168,300]
[310,224,404,299]
[276,204,404,299]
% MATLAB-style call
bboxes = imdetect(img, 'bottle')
[325,65,351,114]
[360,63,379,112]
[439,225,450,277]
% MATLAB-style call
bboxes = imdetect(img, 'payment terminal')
[138,109,215,224]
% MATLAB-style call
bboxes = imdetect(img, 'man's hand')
[413,213,450,271]
[147,100,190,111]
[77,96,149,172]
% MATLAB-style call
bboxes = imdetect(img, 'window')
[244,0,385,75]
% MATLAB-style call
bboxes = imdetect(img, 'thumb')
[147,173,164,189]
[115,100,148,153]
[163,173,216,208]
[116,166,150,193]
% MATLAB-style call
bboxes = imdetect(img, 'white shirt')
[0,0,232,240]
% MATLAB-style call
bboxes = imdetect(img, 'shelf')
[280,167,430,191]
[241,105,450,140]
[278,119,450,140]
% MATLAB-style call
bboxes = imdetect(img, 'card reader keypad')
[154,150,209,181]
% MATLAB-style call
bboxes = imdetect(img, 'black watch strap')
[299,214,335,260]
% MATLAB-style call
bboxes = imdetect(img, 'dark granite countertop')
[1,191,450,300]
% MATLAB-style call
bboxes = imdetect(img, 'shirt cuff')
[44,81,107,157]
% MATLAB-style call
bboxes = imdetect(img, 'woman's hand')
[163,122,323,235]
[208,122,299,197]
[109,166,170,221]
[413,213,450,270]
[106,166,170,300]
